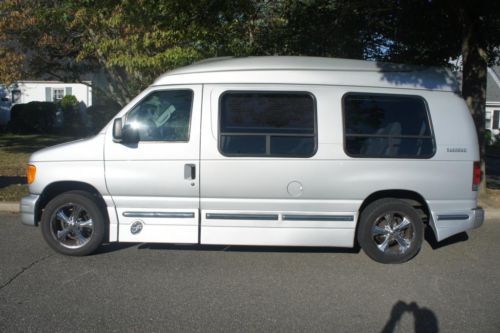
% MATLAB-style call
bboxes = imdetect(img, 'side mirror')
[122,124,140,144]
[113,118,140,144]
[112,118,123,142]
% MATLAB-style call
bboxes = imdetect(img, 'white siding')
[16,81,92,106]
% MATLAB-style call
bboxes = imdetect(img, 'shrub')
[485,129,493,146]
[57,95,91,137]
[60,95,78,111]
[8,102,57,134]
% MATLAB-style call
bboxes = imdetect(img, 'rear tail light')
[472,161,481,191]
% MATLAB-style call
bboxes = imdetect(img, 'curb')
[0,202,19,213]
[0,201,499,217]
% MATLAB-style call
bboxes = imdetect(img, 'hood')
[30,134,105,162]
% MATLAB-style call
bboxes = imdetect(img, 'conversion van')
[20,57,483,263]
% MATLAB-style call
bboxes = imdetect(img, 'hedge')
[8,102,58,134]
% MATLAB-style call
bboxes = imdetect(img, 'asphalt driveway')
[0,212,499,332]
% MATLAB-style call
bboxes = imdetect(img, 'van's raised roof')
[154,56,459,92]
[167,56,430,74]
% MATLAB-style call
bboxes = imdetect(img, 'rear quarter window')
[343,93,435,158]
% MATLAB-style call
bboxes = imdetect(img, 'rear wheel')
[41,191,105,256]
[357,199,424,264]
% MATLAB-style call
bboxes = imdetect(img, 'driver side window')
[125,89,193,142]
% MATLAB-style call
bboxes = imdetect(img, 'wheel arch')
[357,189,432,236]
[35,181,109,226]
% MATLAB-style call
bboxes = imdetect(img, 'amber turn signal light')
[26,164,36,184]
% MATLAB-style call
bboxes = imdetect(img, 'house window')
[486,111,492,130]
[219,91,317,157]
[343,93,435,158]
[493,110,500,130]
[53,88,64,101]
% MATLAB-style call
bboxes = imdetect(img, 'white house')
[11,81,92,106]
[486,67,500,137]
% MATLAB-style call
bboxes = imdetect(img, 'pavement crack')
[0,253,53,291]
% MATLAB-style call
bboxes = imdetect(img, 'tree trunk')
[461,13,488,194]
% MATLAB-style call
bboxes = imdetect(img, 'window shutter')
[65,87,72,96]
[494,110,500,130]
[45,87,52,101]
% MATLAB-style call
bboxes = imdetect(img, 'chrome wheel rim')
[50,203,94,249]
[371,211,414,255]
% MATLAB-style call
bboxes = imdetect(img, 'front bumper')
[20,194,39,226]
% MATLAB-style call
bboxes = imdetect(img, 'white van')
[20,57,483,263]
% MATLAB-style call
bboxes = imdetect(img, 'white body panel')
[25,57,482,247]
[201,209,356,247]
[117,208,199,243]
[29,135,108,195]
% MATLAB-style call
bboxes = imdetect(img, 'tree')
[0,0,263,105]
[0,0,368,103]
[0,1,111,100]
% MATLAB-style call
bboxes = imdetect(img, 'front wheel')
[41,191,106,256]
[357,199,424,264]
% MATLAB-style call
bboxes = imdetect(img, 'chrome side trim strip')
[282,214,354,222]
[122,212,195,218]
[206,213,279,220]
[437,214,469,221]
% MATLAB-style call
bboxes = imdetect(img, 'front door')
[104,85,202,243]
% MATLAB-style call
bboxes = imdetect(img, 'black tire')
[357,199,424,264]
[41,191,106,256]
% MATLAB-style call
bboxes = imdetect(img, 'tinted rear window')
[343,94,435,158]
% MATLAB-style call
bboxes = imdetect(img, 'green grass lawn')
[0,133,77,201]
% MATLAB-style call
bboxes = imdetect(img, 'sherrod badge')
[447,147,467,153]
